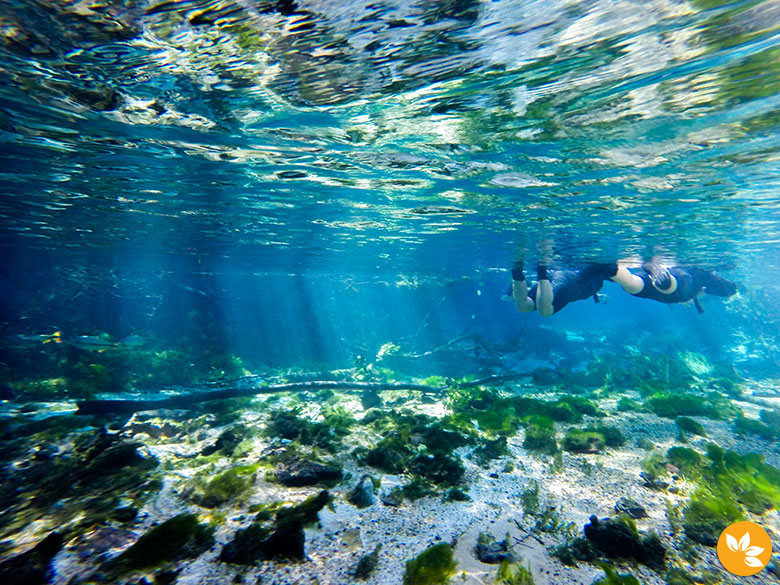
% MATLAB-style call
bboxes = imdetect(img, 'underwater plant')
[494,559,534,585]
[403,542,457,585]
[522,416,558,455]
[561,429,605,453]
[591,563,641,585]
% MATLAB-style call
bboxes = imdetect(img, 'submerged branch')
[75,371,534,415]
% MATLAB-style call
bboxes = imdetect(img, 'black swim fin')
[693,297,704,314]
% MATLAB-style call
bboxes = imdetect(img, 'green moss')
[645,394,714,419]
[641,451,668,479]
[266,408,349,452]
[522,416,557,455]
[675,416,706,437]
[550,538,597,566]
[733,415,779,441]
[401,478,437,501]
[444,487,471,502]
[422,376,446,387]
[494,559,534,585]
[683,444,780,544]
[666,447,703,477]
[616,397,640,412]
[194,467,255,507]
[521,481,539,516]
[403,542,457,585]
[561,429,605,453]
[113,514,214,571]
[584,424,625,447]
[592,563,641,585]
[473,435,509,465]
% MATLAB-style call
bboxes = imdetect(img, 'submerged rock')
[275,460,342,487]
[221,491,330,564]
[200,427,244,457]
[584,515,665,571]
[353,544,381,579]
[614,497,647,519]
[0,531,63,585]
[381,488,404,507]
[348,475,375,508]
[474,537,514,564]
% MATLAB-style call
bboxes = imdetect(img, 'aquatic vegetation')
[494,559,534,585]
[403,542,457,585]
[192,466,256,508]
[111,514,214,572]
[584,516,666,570]
[401,477,437,501]
[682,444,780,544]
[444,487,471,502]
[266,408,351,452]
[473,435,510,465]
[550,538,597,567]
[521,481,540,516]
[616,397,641,412]
[354,544,382,579]
[641,451,668,480]
[561,429,605,453]
[221,490,331,563]
[591,563,641,585]
[666,447,703,477]
[675,416,707,438]
[522,416,558,455]
[645,394,714,419]
[733,414,779,441]
[584,424,625,447]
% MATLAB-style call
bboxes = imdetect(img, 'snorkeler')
[512,261,618,316]
[610,258,738,312]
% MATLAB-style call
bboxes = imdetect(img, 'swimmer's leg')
[512,262,535,312]
[536,264,554,317]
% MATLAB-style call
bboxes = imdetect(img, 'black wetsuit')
[528,264,616,314]
[632,266,737,304]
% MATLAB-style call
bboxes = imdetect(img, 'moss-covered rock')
[403,542,457,585]
[523,416,557,455]
[561,429,605,453]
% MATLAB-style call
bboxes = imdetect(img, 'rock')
[381,488,404,507]
[353,545,381,579]
[221,491,330,564]
[584,515,665,570]
[614,497,647,519]
[0,531,63,585]
[474,538,514,564]
[85,442,144,472]
[275,460,342,487]
[347,475,375,509]
[639,471,669,491]
[201,428,243,457]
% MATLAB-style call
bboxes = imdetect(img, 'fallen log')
[75,372,534,416]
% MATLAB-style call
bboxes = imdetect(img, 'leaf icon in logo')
[739,532,751,551]
[745,557,764,568]
[727,534,739,552]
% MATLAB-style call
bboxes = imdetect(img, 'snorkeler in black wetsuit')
[512,262,618,316]
[610,259,737,312]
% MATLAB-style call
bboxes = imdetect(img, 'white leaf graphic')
[738,532,751,551]
[727,534,739,552]
[745,546,764,557]
[744,556,764,568]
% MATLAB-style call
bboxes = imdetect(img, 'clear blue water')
[1,3,780,583]
[2,0,779,374]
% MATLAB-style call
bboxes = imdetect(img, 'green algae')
[616,397,640,412]
[561,429,605,453]
[403,542,457,585]
[522,416,557,455]
[193,466,256,508]
[494,559,534,585]
[354,544,382,579]
[683,443,780,544]
[584,424,625,447]
[591,563,640,585]
[113,514,214,571]
[666,447,703,477]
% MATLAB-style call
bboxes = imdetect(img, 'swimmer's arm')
[610,266,645,294]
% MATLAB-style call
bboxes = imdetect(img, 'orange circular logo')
[717,521,772,576]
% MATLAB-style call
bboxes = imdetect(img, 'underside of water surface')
[1,1,780,585]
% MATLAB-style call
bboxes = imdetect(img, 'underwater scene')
[3,0,780,584]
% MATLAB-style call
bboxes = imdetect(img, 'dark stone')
[201,428,243,457]
[221,491,330,564]
[347,475,375,509]
[0,531,63,585]
[360,390,382,410]
[474,538,514,564]
[86,442,144,472]
[584,516,665,570]
[111,506,139,523]
[639,472,669,491]
[353,544,381,579]
[381,488,404,507]
[614,497,647,519]
[275,460,342,487]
